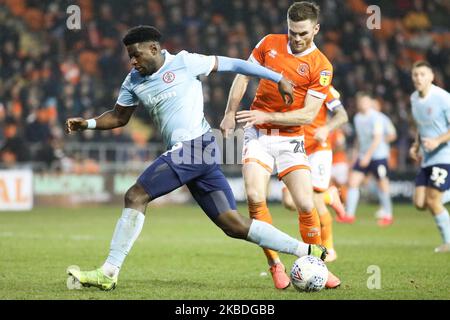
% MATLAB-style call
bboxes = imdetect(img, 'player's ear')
[147,42,159,55]
[313,23,320,35]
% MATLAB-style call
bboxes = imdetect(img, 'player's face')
[126,42,159,76]
[412,66,434,92]
[287,19,319,54]
[356,96,372,113]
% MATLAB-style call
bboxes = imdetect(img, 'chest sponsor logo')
[163,71,175,83]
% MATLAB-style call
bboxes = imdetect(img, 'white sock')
[246,219,309,258]
[103,208,145,277]
[434,209,450,244]
[442,190,450,205]
[346,188,360,217]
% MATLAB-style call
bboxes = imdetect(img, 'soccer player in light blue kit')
[341,92,393,226]
[409,61,450,253]
[65,26,327,290]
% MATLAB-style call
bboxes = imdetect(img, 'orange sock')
[298,208,322,245]
[340,185,348,203]
[319,210,334,249]
[248,201,280,264]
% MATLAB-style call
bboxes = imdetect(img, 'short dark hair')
[412,60,433,71]
[287,1,320,23]
[122,25,162,46]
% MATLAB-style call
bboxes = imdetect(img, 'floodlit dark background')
[0,0,449,206]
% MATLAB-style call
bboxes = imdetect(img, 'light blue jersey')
[411,84,450,167]
[117,50,215,148]
[354,109,390,160]
[380,112,396,140]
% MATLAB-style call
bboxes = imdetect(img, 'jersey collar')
[287,42,317,57]
[147,49,175,79]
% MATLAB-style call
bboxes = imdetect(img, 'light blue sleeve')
[443,91,450,124]
[183,52,216,77]
[116,75,139,106]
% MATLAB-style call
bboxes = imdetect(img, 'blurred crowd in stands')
[0,0,449,172]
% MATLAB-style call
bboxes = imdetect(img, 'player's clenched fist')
[65,117,87,134]
[277,77,294,106]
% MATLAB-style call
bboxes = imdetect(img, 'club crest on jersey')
[319,70,332,86]
[163,71,175,83]
[427,107,433,115]
[297,63,309,76]
[269,49,277,58]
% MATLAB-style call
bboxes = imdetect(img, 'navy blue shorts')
[137,132,237,220]
[415,164,450,192]
[353,158,389,180]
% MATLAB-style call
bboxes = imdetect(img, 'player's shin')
[345,188,360,217]
[246,219,309,258]
[298,208,322,245]
[434,209,450,244]
[319,210,334,250]
[102,208,145,278]
[248,201,280,265]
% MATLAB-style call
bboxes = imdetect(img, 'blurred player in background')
[329,128,349,202]
[409,61,450,253]
[65,26,328,290]
[221,1,340,289]
[281,85,349,262]
[341,92,393,226]
[373,98,397,220]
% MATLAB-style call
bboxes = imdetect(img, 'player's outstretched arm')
[213,56,293,105]
[65,104,136,134]
[220,74,250,138]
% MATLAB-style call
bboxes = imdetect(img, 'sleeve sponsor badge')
[319,70,332,86]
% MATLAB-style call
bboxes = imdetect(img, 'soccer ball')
[290,255,328,292]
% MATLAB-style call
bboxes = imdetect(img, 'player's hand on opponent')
[220,113,236,138]
[314,126,330,145]
[277,77,294,106]
[359,155,371,168]
[421,137,440,152]
[65,117,88,134]
[235,110,271,129]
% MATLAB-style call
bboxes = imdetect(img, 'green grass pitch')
[0,203,449,300]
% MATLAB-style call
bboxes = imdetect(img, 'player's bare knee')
[124,184,151,207]
[246,189,266,204]
[297,200,314,213]
[414,202,427,211]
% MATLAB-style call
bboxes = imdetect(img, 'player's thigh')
[309,150,332,193]
[186,165,237,221]
[348,168,366,188]
[135,157,183,200]
[282,169,314,212]
[242,127,274,202]
[332,163,349,186]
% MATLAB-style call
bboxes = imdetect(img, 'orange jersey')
[329,129,347,164]
[250,34,333,136]
[305,86,343,154]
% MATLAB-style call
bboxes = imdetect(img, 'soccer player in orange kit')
[220,1,341,289]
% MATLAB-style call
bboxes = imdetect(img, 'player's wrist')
[86,119,97,129]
